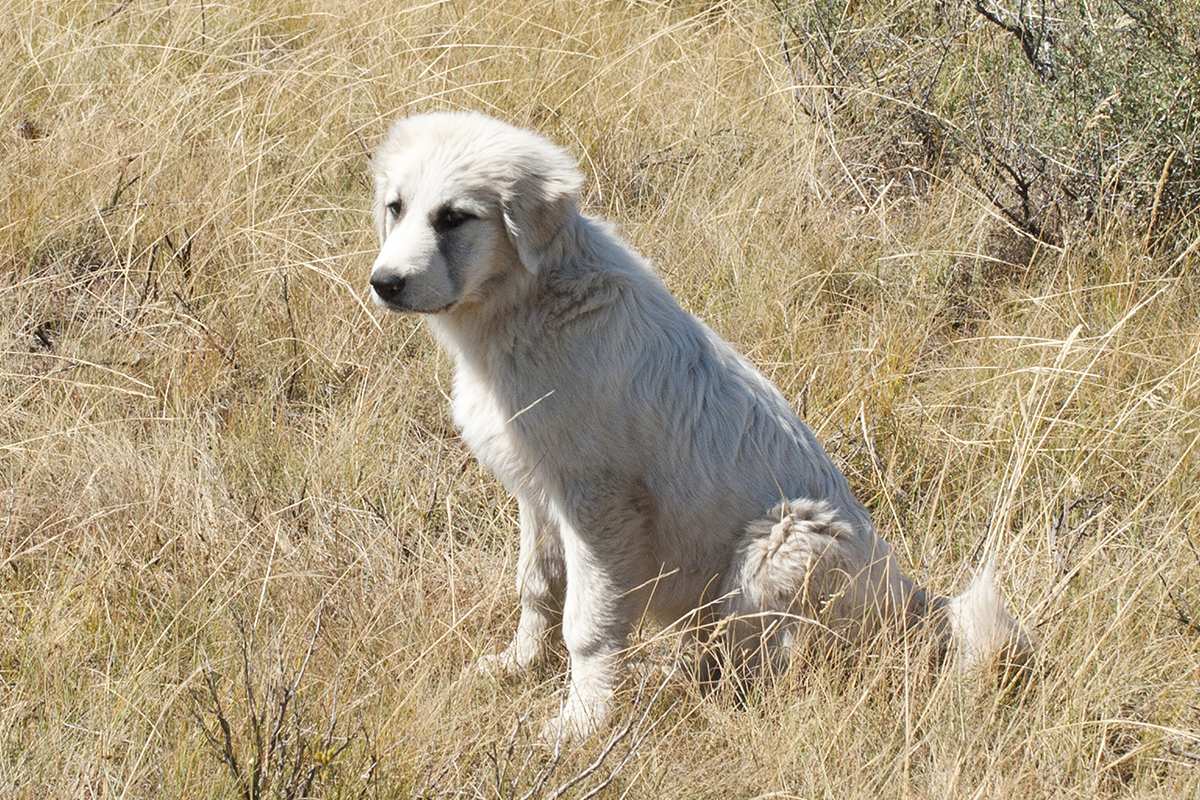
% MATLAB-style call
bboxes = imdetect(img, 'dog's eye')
[386,198,404,218]
[434,206,475,232]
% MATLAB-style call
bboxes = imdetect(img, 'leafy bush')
[774,0,1200,250]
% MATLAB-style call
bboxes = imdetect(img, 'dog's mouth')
[369,289,456,315]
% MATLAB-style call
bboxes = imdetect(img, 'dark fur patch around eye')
[433,205,476,233]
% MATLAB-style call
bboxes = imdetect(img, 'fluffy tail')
[702,499,859,682]
[940,561,1034,676]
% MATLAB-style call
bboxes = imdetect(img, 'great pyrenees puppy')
[367,111,1031,741]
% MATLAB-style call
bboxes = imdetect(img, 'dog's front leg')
[477,495,565,677]
[541,511,647,743]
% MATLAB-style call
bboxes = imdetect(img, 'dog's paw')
[537,696,608,745]
[475,641,546,679]
[537,709,594,746]
[474,650,521,679]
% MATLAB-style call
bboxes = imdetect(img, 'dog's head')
[368,112,582,314]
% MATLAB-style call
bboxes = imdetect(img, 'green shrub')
[774,0,1200,249]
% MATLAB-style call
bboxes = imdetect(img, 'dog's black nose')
[370,274,406,304]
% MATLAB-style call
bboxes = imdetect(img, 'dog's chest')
[450,367,530,491]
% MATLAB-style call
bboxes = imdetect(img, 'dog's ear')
[501,140,583,275]
[371,119,412,246]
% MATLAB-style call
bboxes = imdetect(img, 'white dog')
[367,112,1031,741]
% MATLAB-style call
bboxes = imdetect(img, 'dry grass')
[2,1,1199,797]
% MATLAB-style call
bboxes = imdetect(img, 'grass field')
[2,1,1199,797]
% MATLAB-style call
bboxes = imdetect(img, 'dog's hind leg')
[709,499,859,685]
[477,494,565,677]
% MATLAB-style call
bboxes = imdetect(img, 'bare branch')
[973,1,1057,80]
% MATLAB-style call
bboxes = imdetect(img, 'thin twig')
[1158,570,1200,636]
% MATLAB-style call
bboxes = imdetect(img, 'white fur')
[368,111,1032,741]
